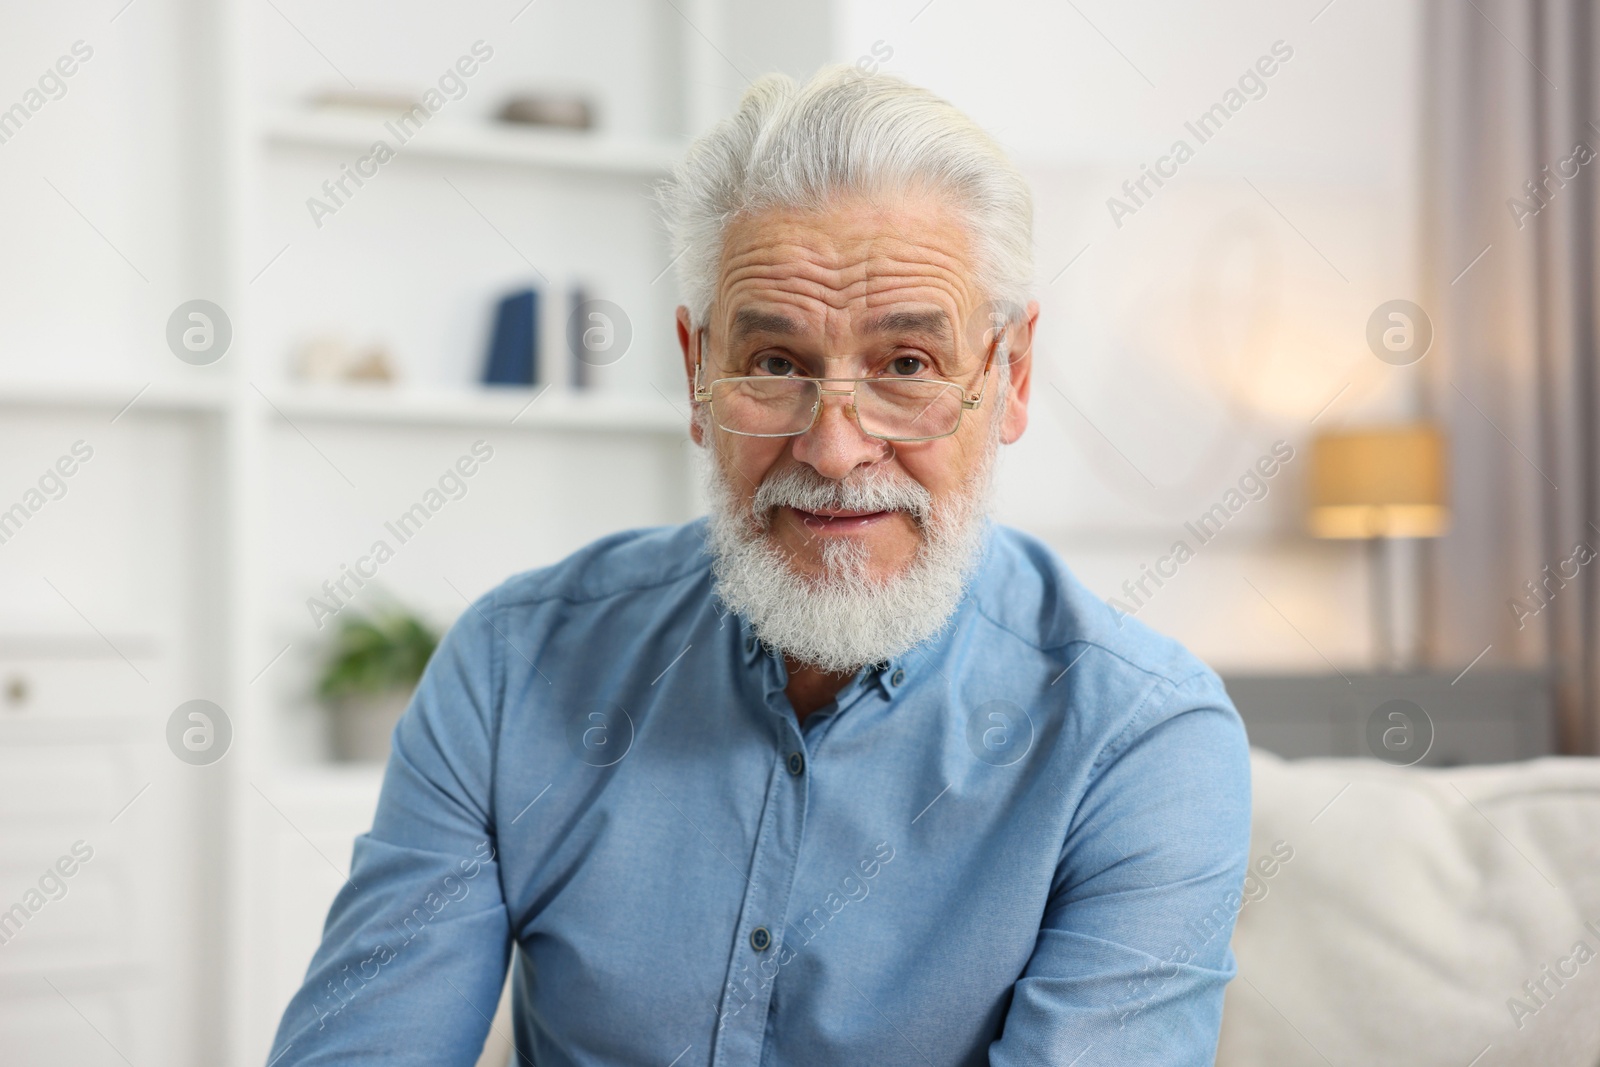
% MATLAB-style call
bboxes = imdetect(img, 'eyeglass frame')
[689,322,1004,442]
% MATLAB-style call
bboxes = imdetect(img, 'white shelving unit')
[218,3,814,1063]
[240,66,681,1067]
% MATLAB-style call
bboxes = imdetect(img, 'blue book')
[483,288,538,386]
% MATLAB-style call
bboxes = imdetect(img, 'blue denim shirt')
[268,517,1251,1066]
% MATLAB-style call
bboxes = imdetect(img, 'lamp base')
[1369,537,1427,672]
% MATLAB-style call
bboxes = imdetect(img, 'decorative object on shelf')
[316,607,439,762]
[566,286,632,388]
[497,93,594,130]
[568,284,591,389]
[483,287,539,386]
[293,334,397,383]
[307,88,423,113]
[1309,424,1450,670]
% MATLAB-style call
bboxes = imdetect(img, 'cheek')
[892,440,962,500]
[720,435,788,497]
[902,420,988,495]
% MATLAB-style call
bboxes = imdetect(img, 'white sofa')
[1219,749,1600,1066]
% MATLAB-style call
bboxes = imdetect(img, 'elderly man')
[269,67,1251,1066]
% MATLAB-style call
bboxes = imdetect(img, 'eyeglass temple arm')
[691,327,712,403]
[962,328,1004,408]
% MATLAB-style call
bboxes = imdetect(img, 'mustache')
[750,465,934,530]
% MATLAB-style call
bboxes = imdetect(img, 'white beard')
[698,408,1002,674]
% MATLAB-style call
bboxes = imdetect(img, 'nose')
[789,386,891,480]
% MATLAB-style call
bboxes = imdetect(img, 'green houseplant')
[317,608,439,762]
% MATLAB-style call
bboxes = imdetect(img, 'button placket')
[708,711,810,1066]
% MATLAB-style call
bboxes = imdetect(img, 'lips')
[788,506,893,531]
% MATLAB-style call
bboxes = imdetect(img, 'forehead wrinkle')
[721,240,966,291]
[716,198,980,315]
[793,245,970,292]
[719,257,974,325]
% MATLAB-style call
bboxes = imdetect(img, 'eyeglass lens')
[710,377,963,439]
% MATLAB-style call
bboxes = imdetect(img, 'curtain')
[1421,0,1600,754]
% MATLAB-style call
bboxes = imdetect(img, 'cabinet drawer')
[0,982,141,1066]
[0,745,136,822]
[0,658,155,720]
[0,842,136,974]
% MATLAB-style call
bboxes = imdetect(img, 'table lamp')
[1309,425,1450,670]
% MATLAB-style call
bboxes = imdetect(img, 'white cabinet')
[0,674,201,1065]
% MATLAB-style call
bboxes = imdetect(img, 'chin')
[771,527,922,585]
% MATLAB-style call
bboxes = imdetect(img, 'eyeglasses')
[691,327,1000,442]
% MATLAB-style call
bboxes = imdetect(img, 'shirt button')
[890,668,906,686]
[749,926,771,951]
[787,751,805,776]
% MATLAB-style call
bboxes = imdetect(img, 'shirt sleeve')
[265,596,511,1066]
[987,674,1253,1067]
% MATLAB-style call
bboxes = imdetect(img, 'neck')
[784,656,857,722]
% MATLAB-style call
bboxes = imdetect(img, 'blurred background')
[2,0,1596,1063]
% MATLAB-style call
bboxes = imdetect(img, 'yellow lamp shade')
[1309,425,1450,538]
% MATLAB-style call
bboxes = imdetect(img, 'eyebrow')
[728,308,804,341]
[857,309,952,342]
[726,307,955,344]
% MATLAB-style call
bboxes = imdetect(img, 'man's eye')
[754,355,796,376]
[889,355,927,376]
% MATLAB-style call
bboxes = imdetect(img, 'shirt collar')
[729,611,918,704]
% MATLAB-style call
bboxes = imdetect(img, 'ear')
[998,299,1038,445]
[676,305,704,447]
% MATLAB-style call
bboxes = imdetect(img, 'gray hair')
[656,66,1035,337]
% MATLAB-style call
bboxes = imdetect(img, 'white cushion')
[1218,748,1600,1067]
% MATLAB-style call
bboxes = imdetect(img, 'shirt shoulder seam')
[492,551,712,610]
[1092,667,1225,772]
[970,597,1207,690]
[969,602,1222,769]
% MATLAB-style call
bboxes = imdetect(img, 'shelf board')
[260,383,690,434]
[0,379,693,434]
[0,962,148,997]
[0,632,161,658]
[0,378,229,416]
[261,109,687,177]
